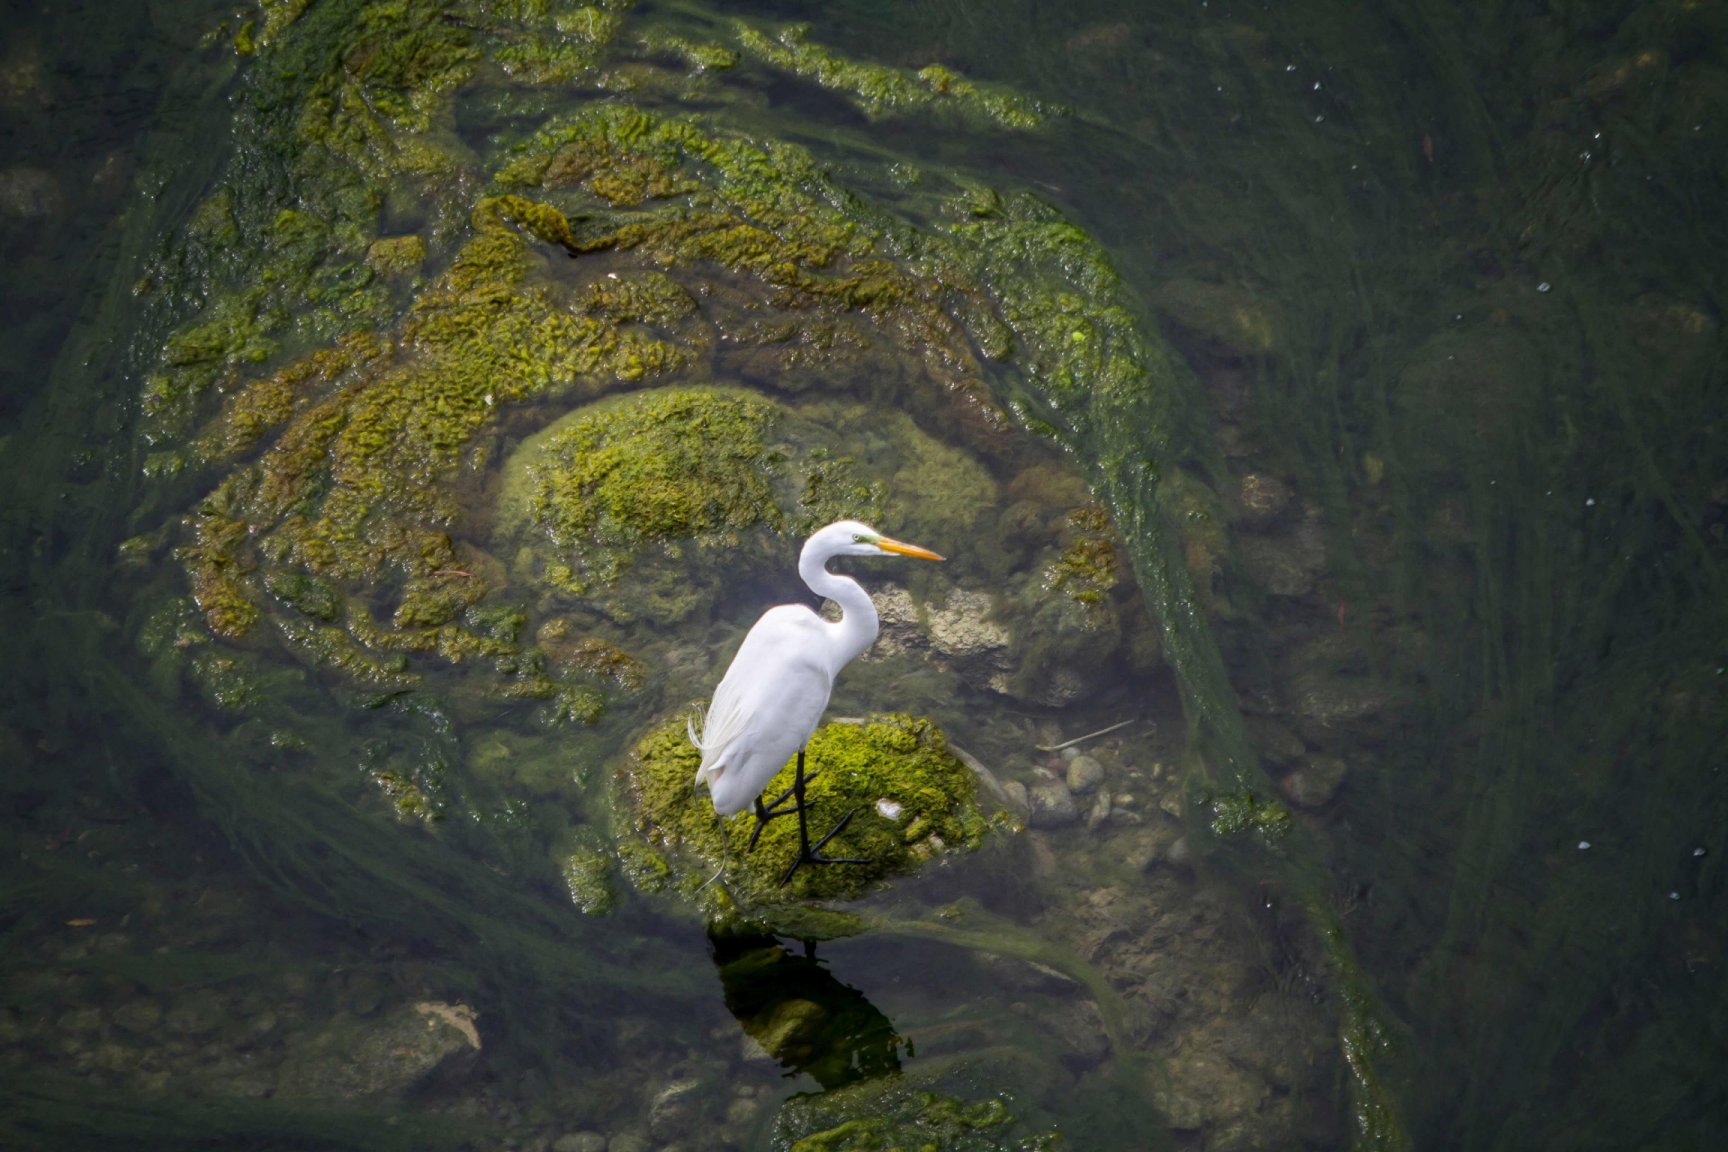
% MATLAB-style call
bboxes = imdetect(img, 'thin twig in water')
[1034,718,1137,753]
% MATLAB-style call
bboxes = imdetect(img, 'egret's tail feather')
[689,689,749,788]
[698,815,731,893]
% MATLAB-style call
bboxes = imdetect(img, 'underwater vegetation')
[21,0,1522,1147]
[126,0,1206,791]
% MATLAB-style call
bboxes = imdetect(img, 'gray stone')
[274,1000,480,1100]
[1238,531,1323,597]
[164,990,226,1037]
[607,1131,649,1152]
[1085,790,1112,830]
[648,1078,705,1141]
[1280,754,1348,808]
[1218,998,1330,1092]
[1290,675,1389,744]
[1236,473,1293,527]
[1149,1041,1269,1130]
[927,588,1012,666]
[1066,753,1105,795]
[1121,824,1181,871]
[1026,780,1079,828]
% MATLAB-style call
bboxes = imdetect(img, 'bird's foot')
[779,808,871,886]
[747,771,822,850]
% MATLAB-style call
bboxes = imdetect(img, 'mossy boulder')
[622,713,992,907]
[496,385,997,627]
[496,387,788,623]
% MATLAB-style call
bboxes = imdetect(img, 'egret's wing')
[692,606,835,816]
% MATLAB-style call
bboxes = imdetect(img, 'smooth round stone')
[1067,753,1105,794]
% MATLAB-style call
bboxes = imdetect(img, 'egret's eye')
[853,534,869,543]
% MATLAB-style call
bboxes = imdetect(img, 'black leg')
[779,807,871,886]
[747,752,821,850]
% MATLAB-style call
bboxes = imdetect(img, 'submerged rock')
[1280,754,1349,809]
[1066,753,1106,795]
[622,713,992,909]
[274,1001,480,1100]
[1026,777,1079,828]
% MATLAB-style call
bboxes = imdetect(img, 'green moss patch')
[497,387,785,598]
[623,713,990,905]
[733,21,1055,130]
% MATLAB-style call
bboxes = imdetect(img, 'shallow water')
[3,1,1725,1149]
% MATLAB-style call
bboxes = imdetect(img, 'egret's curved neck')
[800,547,879,672]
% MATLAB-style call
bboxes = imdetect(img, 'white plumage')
[689,520,943,818]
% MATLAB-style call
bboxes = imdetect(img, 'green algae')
[560,845,617,915]
[623,713,990,907]
[160,194,703,707]
[733,21,1053,130]
[497,387,785,600]
[1045,503,1122,612]
[639,30,738,74]
[783,1088,1044,1152]
[1202,787,1295,846]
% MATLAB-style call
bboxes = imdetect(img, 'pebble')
[648,1079,703,1140]
[1026,780,1079,828]
[1067,754,1106,795]
[1085,790,1112,831]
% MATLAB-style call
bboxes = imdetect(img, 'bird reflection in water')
[709,929,909,1090]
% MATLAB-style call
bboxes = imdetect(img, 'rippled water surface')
[3,1,1724,1149]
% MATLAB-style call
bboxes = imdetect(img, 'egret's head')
[806,520,945,562]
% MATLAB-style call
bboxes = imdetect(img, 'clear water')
[3,1,1724,1149]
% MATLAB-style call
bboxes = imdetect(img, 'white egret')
[689,520,944,883]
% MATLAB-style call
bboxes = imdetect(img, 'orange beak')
[874,536,945,562]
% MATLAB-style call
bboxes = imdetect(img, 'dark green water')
[3,1,1724,1149]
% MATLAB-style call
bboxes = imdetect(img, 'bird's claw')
[779,807,870,886]
[747,769,823,850]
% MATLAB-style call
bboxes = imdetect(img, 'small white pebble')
[1537,281,1551,293]
[1669,891,1681,901]
[875,799,903,821]
[1694,847,1707,858]
[1585,498,1596,507]
[1577,840,1591,850]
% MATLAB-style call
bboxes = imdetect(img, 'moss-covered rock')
[622,713,991,907]
[496,387,787,619]
[773,1069,1063,1151]
[125,0,1188,924]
